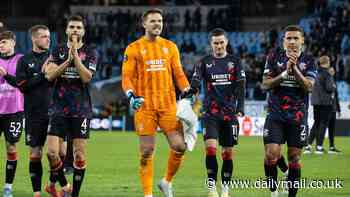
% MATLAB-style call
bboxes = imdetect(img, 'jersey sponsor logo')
[211,74,232,85]
[145,59,166,72]
[62,67,80,79]
[211,74,231,80]
[280,75,300,88]
[28,63,35,68]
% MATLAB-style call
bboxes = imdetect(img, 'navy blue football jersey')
[49,44,97,118]
[263,51,316,124]
[191,54,245,120]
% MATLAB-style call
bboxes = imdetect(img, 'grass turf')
[0,132,349,196]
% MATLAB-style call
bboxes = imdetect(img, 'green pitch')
[0,132,349,196]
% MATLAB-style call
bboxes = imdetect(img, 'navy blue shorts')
[203,116,239,147]
[48,116,90,139]
[0,112,24,144]
[263,117,307,148]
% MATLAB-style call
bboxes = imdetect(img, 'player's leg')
[277,147,289,194]
[328,112,341,153]
[219,118,239,197]
[139,136,156,197]
[263,118,284,195]
[44,119,63,197]
[305,105,320,153]
[135,110,157,197]
[71,138,86,197]
[4,142,18,197]
[158,107,186,197]
[3,113,23,197]
[286,123,307,197]
[26,117,50,196]
[29,146,44,196]
[47,116,70,194]
[315,106,332,154]
[205,139,219,197]
[277,151,288,174]
[286,147,302,197]
[64,134,74,174]
[70,117,90,197]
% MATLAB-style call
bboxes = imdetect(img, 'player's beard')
[69,35,82,43]
[37,44,49,51]
[151,26,162,36]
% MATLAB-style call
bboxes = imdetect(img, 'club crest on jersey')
[227,61,235,70]
[79,52,86,61]
[28,63,34,68]
[298,62,306,71]
[162,47,169,54]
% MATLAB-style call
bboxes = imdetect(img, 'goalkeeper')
[122,8,192,197]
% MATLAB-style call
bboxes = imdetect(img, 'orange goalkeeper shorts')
[134,105,181,136]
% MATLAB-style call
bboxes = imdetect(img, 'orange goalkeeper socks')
[139,155,154,196]
[165,149,185,182]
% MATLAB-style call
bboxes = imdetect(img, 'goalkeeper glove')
[180,88,197,104]
[126,90,144,110]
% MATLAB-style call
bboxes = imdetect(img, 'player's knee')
[206,146,217,156]
[221,149,233,160]
[265,152,279,164]
[288,154,300,163]
[6,144,16,153]
[47,149,59,161]
[30,151,42,161]
[74,159,86,169]
[141,146,155,158]
[7,151,18,161]
[74,150,86,161]
[171,143,186,153]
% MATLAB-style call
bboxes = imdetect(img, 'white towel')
[176,99,198,151]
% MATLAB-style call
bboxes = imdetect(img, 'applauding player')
[262,25,317,197]
[0,31,24,197]
[44,15,97,197]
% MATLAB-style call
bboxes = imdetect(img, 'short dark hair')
[67,14,85,27]
[209,28,227,40]
[0,30,15,41]
[29,25,49,37]
[141,8,163,22]
[283,25,304,37]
